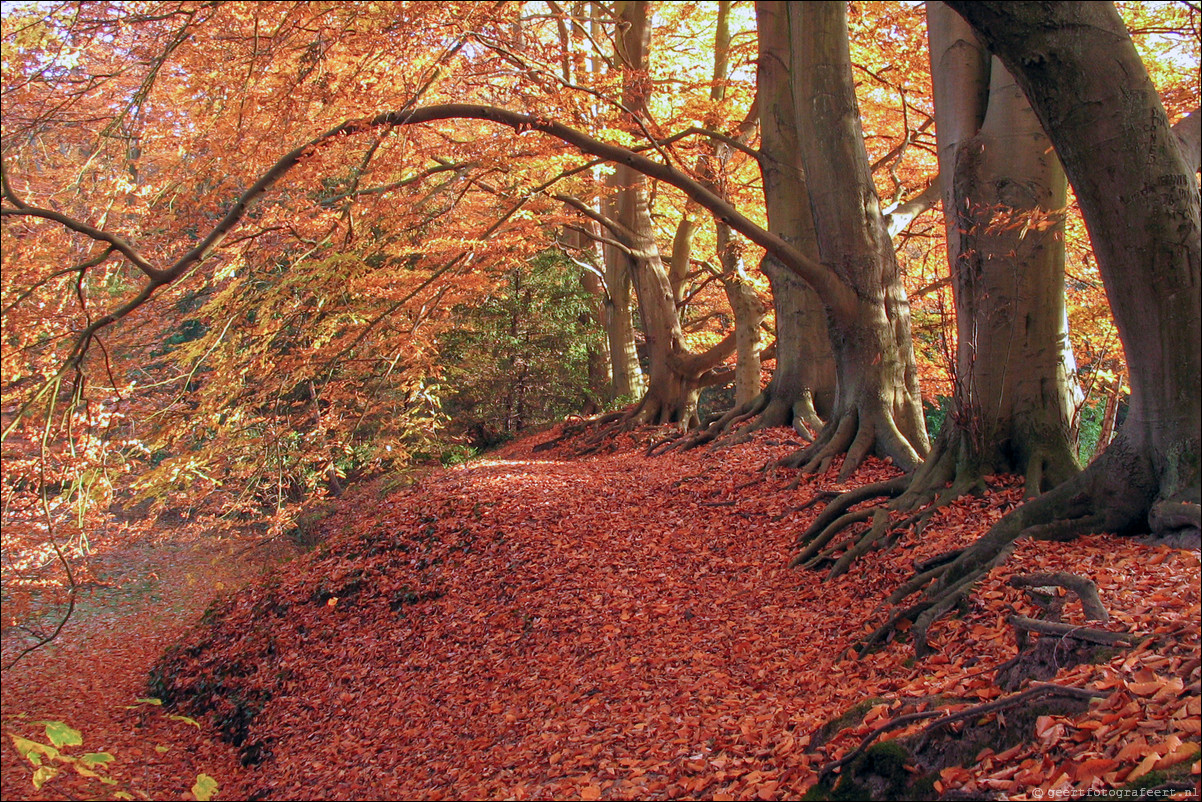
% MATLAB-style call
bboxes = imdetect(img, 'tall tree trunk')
[710,1,766,408]
[898,2,1083,508]
[561,222,613,410]
[872,1,1200,655]
[779,2,929,476]
[755,1,836,435]
[601,177,645,400]
[945,0,1200,536]
[670,1,766,412]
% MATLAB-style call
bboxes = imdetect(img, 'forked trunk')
[947,0,1200,537]
[910,2,1082,503]
[869,1,1201,655]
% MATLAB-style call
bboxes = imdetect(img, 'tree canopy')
[1,3,1199,796]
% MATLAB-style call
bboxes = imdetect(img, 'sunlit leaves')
[36,720,82,749]
[192,773,218,801]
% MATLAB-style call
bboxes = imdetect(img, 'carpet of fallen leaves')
[4,425,1200,801]
[1,522,296,802]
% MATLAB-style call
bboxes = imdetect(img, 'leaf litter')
[4,425,1199,800]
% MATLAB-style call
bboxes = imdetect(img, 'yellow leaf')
[192,773,218,801]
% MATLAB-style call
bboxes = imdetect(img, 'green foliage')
[192,773,219,801]
[7,719,115,790]
[436,250,603,437]
[923,395,953,440]
[1076,397,1106,464]
[5,708,218,797]
[440,444,480,467]
[37,720,82,748]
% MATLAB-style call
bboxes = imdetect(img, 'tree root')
[863,494,1110,655]
[538,393,708,458]
[1007,615,1132,646]
[994,573,1133,690]
[1008,571,1109,622]
[777,405,923,481]
[532,412,625,454]
[646,393,771,456]
[795,477,910,546]
[790,421,1082,588]
[816,682,1106,782]
[851,431,1193,656]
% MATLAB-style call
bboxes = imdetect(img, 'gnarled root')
[790,424,1081,583]
[648,393,771,456]
[649,388,828,456]
[789,476,909,569]
[532,412,626,453]
[857,442,1163,655]
[777,405,922,481]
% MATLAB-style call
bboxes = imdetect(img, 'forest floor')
[2,425,1199,801]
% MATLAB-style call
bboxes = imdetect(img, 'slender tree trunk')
[711,2,765,408]
[598,0,737,427]
[601,177,645,400]
[670,1,766,411]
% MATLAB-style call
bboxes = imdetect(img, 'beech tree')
[868,1,1201,653]
[2,1,1195,593]
[669,0,836,452]
[792,2,1091,572]
[775,1,930,475]
[921,1,1083,496]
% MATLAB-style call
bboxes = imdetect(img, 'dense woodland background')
[1,1,1199,800]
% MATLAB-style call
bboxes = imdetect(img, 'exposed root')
[859,464,1122,655]
[795,476,910,546]
[532,412,625,454]
[790,507,875,568]
[816,682,1105,782]
[1009,572,1110,622]
[648,386,830,456]
[777,404,923,482]
[648,393,770,456]
[542,393,708,457]
[790,422,1080,585]
[1148,499,1202,539]
[778,410,858,476]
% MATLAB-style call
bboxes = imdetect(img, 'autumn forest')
[1,1,1200,800]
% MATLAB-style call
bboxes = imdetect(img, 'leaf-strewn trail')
[6,427,1201,800]
[0,526,291,801]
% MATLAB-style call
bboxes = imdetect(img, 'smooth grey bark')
[668,1,765,411]
[779,1,929,477]
[945,0,1200,535]
[663,0,842,454]
[909,2,1083,504]
[710,1,767,408]
[873,0,1201,655]
[753,0,836,434]
[600,176,645,401]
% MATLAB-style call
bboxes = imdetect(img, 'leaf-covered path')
[1,526,293,801]
[5,427,1200,800]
